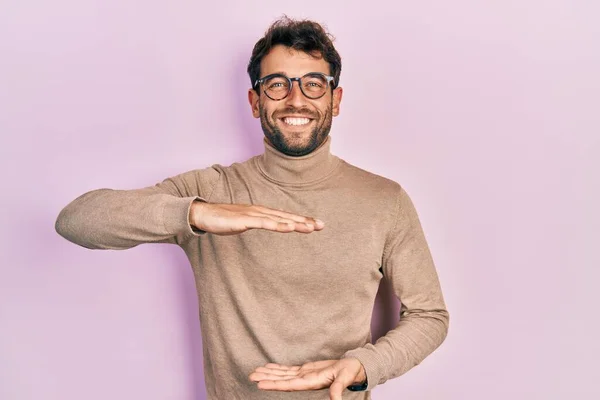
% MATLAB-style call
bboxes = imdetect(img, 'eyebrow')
[263,71,329,77]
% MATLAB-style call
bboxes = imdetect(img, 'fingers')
[249,364,301,382]
[253,367,298,377]
[256,378,295,391]
[255,376,314,391]
[243,215,320,234]
[254,206,325,231]
[252,214,317,233]
[193,203,325,235]
[329,380,345,400]
[249,371,296,382]
[329,369,356,400]
[242,217,298,233]
[249,217,294,232]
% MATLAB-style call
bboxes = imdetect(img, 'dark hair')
[247,16,342,91]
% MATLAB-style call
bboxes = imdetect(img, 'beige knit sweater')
[55,137,449,400]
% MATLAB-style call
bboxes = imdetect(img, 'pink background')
[1,1,599,399]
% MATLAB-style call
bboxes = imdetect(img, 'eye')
[264,77,289,91]
[303,74,328,90]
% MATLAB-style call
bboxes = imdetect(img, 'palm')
[251,360,338,390]
[249,359,365,400]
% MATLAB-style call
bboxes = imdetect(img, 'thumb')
[329,369,354,400]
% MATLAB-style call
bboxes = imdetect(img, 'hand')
[249,358,367,400]
[189,201,325,236]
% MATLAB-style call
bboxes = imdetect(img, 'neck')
[256,136,340,186]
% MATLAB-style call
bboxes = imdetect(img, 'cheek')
[260,100,275,118]
[315,98,333,115]
[316,103,331,121]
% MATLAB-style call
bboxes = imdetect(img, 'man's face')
[248,45,343,157]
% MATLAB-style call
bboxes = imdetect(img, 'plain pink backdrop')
[1,1,598,399]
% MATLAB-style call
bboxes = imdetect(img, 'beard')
[259,100,333,157]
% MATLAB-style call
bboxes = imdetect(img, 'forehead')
[260,44,330,77]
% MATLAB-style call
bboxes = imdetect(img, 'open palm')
[249,359,365,400]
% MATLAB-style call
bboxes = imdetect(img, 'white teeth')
[283,117,310,126]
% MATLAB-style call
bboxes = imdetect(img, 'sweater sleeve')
[342,186,449,390]
[55,167,221,250]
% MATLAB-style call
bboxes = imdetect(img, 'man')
[55,17,449,400]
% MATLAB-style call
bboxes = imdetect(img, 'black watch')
[347,378,368,391]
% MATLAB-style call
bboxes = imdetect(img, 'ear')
[248,89,260,118]
[332,86,343,117]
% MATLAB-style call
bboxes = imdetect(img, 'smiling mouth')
[280,117,313,126]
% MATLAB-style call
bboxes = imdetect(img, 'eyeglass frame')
[253,72,337,101]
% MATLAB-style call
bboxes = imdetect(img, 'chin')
[283,146,313,157]
[280,135,324,156]
[261,116,329,156]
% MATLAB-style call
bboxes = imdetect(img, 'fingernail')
[315,219,324,225]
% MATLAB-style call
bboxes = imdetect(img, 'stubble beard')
[259,101,333,157]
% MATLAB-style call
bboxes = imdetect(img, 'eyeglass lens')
[263,74,328,100]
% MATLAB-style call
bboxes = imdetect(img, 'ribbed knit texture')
[56,137,449,399]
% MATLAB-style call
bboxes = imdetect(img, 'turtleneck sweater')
[55,137,449,400]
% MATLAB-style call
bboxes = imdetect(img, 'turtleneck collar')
[255,136,341,187]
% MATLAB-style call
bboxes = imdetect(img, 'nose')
[284,80,307,108]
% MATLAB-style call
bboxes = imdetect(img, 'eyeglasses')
[254,72,336,101]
